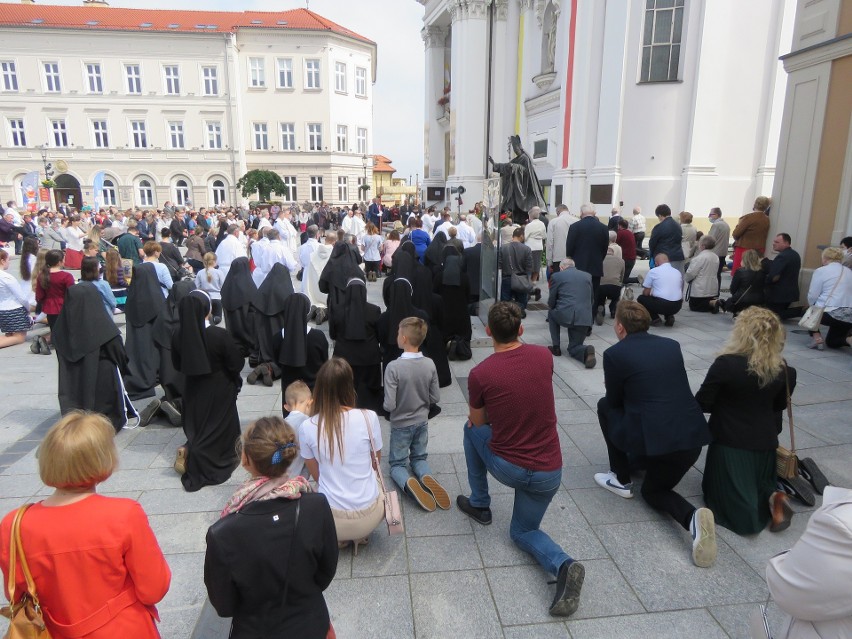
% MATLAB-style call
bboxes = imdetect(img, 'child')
[383,317,449,512]
[284,380,313,479]
[194,252,225,324]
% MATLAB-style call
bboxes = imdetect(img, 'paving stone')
[410,570,502,639]
[149,511,218,553]
[715,509,813,572]
[793,400,852,444]
[348,528,408,578]
[138,484,235,515]
[0,473,44,499]
[405,474,475,537]
[567,609,728,638]
[325,575,414,639]
[503,623,569,639]
[158,552,208,610]
[407,533,482,573]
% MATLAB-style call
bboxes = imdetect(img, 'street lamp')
[361,153,369,200]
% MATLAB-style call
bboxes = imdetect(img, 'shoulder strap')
[820,266,844,308]
[7,504,39,607]
[784,362,795,455]
[362,410,389,497]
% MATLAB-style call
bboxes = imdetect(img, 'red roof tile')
[0,3,374,43]
[373,154,396,173]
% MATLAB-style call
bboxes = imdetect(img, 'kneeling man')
[547,258,596,368]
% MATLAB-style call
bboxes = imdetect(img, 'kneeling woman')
[173,290,245,492]
[299,358,385,554]
[205,417,338,639]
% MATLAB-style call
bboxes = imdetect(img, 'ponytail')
[40,249,63,291]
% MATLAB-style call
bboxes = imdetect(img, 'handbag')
[1,505,52,639]
[507,244,534,294]
[798,267,844,331]
[363,413,404,535]
[776,363,798,480]
[620,286,634,301]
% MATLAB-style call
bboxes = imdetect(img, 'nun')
[434,245,472,345]
[423,231,447,274]
[123,261,167,400]
[329,277,384,413]
[248,262,294,386]
[377,278,428,370]
[151,279,197,425]
[276,293,329,399]
[172,290,245,492]
[52,283,138,432]
[319,242,364,324]
[220,256,258,361]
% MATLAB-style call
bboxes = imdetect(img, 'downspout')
[223,32,239,205]
[485,2,494,176]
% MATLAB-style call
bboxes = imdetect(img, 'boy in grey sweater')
[383,317,450,512]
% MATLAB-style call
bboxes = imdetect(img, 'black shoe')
[38,335,51,355]
[549,560,585,617]
[778,475,816,507]
[307,306,317,322]
[533,288,542,301]
[212,315,222,325]
[583,346,596,369]
[797,457,829,495]
[664,316,675,327]
[548,345,562,357]
[159,400,182,427]
[246,366,261,385]
[261,364,274,387]
[456,495,492,525]
[651,318,663,327]
[710,300,720,314]
[137,399,161,428]
[315,308,327,325]
[521,309,527,319]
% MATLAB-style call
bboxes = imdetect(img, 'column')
[488,0,518,161]
[422,24,448,196]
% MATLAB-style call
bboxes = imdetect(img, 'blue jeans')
[389,422,432,492]
[500,276,529,309]
[463,422,570,575]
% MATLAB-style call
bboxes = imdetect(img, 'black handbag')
[507,244,533,294]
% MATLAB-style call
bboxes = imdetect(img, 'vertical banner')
[21,170,40,213]
[92,170,105,212]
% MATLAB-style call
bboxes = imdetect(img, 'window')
[102,179,117,206]
[1,61,18,91]
[249,57,265,88]
[9,119,26,147]
[175,179,190,206]
[357,176,366,193]
[276,58,293,89]
[640,0,685,83]
[253,122,269,150]
[310,176,323,202]
[164,65,180,95]
[137,179,154,206]
[337,176,348,202]
[51,119,68,147]
[336,125,347,153]
[85,63,103,93]
[533,139,548,158]
[125,64,142,94]
[130,120,147,148]
[202,66,218,96]
[280,122,295,151]
[168,121,185,149]
[282,176,297,201]
[44,62,61,93]
[355,67,367,97]
[206,121,222,149]
[307,123,322,151]
[305,59,320,89]
[92,120,109,148]
[212,179,226,205]
[356,127,367,155]
[334,62,347,93]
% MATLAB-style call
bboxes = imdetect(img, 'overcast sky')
[45,0,426,183]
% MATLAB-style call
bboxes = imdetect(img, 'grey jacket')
[684,249,719,298]
[707,219,731,258]
[548,267,593,327]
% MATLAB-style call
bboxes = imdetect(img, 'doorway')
[54,174,83,211]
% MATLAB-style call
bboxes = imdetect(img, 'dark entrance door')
[54,174,83,211]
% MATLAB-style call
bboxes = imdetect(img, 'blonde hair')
[679,211,693,224]
[284,380,312,407]
[38,412,118,489]
[239,416,298,479]
[203,252,217,283]
[718,306,785,388]
[310,358,356,463]
[399,316,427,348]
[822,247,844,263]
[741,249,762,272]
[753,196,771,212]
[32,248,49,292]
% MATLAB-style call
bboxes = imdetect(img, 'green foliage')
[236,170,288,202]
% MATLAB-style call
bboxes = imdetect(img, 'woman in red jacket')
[0,412,171,638]
[33,249,74,353]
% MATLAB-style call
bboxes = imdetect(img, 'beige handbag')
[363,413,404,535]
[798,267,844,331]
[776,364,798,480]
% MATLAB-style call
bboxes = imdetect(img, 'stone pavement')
[1,259,851,639]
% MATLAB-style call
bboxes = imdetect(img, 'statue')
[488,135,547,224]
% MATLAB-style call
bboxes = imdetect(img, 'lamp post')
[361,153,369,202]
[40,144,54,207]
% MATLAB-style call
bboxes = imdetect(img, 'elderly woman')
[696,307,797,534]
[684,236,720,313]
[524,207,547,283]
[0,412,171,637]
[806,246,852,350]
[679,211,698,261]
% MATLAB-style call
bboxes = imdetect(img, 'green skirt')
[702,443,776,535]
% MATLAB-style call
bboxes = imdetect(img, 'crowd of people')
[1,193,851,638]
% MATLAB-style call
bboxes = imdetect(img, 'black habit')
[252,263,295,378]
[276,293,329,394]
[123,262,166,400]
[152,279,196,407]
[221,257,258,359]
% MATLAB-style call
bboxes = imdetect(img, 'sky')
[43,0,426,183]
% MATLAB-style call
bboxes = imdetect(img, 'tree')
[236,169,288,202]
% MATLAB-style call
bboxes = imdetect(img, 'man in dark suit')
[595,301,716,568]
[169,213,187,247]
[547,258,596,367]
[367,197,382,228]
[648,204,685,272]
[564,203,609,302]
[764,233,802,320]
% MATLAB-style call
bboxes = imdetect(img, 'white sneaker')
[594,471,633,499]
[690,507,717,568]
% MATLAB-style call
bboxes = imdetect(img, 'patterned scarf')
[220,474,312,518]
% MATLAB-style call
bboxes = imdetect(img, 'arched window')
[137,179,154,207]
[211,179,226,206]
[175,179,190,207]
[102,178,117,206]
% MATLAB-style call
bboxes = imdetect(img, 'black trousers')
[596,284,622,317]
[597,397,699,530]
[766,302,802,321]
[716,255,725,295]
[817,313,852,348]
[688,296,715,313]
[637,295,682,321]
[623,259,636,282]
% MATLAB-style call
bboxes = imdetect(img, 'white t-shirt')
[643,262,683,302]
[299,409,382,511]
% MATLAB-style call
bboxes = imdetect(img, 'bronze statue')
[488,135,547,224]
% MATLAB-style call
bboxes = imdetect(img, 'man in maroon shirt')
[458,302,585,617]
[616,218,637,282]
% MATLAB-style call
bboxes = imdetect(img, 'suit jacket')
[765,487,852,639]
[367,203,381,227]
[764,247,801,303]
[648,216,685,262]
[545,212,575,264]
[205,493,338,639]
[565,216,608,276]
[548,268,593,327]
[601,332,709,457]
